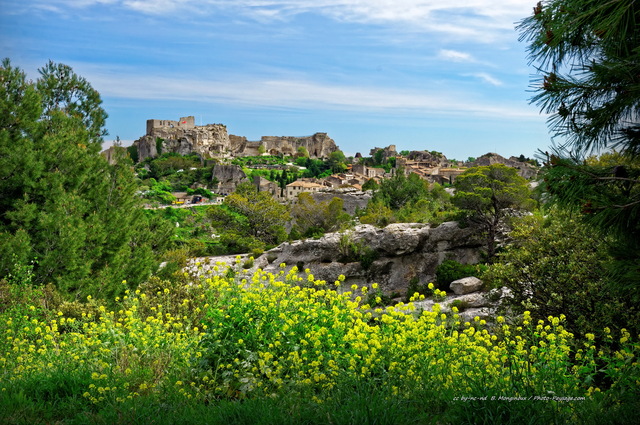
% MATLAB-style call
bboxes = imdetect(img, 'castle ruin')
[146,116,196,134]
[132,116,338,162]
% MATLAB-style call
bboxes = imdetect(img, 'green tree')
[518,0,640,292]
[452,164,534,260]
[484,210,639,341]
[373,149,385,166]
[327,150,347,173]
[0,59,162,300]
[291,192,350,237]
[358,201,395,227]
[224,183,290,245]
[373,170,429,210]
[361,178,379,191]
[518,0,640,156]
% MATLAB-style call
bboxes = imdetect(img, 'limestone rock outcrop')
[211,165,249,195]
[450,276,484,295]
[412,287,512,322]
[254,133,338,159]
[134,117,231,161]
[310,188,372,215]
[190,222,484,297]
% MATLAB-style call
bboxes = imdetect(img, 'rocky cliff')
[190,222,484,297]
[134,121,232,161]
[211,164,249,195]
[310,188,372,215]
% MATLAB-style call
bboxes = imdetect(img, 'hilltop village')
[104,116,538,205]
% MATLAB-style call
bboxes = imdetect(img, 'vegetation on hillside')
[453,164,536,260]
[358,171,456,227]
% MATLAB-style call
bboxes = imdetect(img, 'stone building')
[351,164,386,179]
[146,116,195,134]
[285,181,325,200]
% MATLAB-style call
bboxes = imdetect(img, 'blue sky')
[1,0,553,160]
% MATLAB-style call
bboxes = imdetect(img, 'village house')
[253,176,281,197]
[285,180,325,200]
[351,163,386,179]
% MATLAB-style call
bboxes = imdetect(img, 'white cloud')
[82,66,535,119]
[469,72,503,86]
[122,0,190,15]
[32,0,534,41]
[438,49,475,63]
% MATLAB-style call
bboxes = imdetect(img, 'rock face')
[211,165,249,195]
[195,222,484,296]
[253,133,338,159]
[132,117,338,161]
[412,286,511,322]
[134,117,231,161]
[101,145,126,165]
[406,150,449,166]
[468,153,538,179]
[310,188,372,215]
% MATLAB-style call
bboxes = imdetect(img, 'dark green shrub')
[404,277,430,302]
[187,187,214,199]
[303,226,326,239]
[154,247,189,282]
[483,211,640,343]
[242,257,255,269]
[366,288,393,307]
[337,233,379,269]
[449,299,470,312]
[359,247,379,270]
[435,260,486,291]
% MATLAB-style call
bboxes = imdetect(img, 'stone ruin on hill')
[131,116,339,161]
[467,153,539,179]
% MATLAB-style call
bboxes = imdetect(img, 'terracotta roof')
[286,181,324,188]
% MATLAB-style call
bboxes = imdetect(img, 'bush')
[337,232,378,269]
[483,210,640,343]
[435,260,486,291]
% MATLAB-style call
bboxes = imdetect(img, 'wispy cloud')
[438,49,475,63]
[81,65,535,119]
[122,0,191,15]
[26,0,533,41]
[469,72,503,86]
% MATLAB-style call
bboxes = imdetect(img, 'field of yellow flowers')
[1,261,639,424]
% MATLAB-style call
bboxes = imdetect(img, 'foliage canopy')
[453,164,534,259]
[0,59,166,299]
[519,0,640,290]
[518,0,640,156]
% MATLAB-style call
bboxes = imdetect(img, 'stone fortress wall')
[146,116,196,134]
[133,116,338,161]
